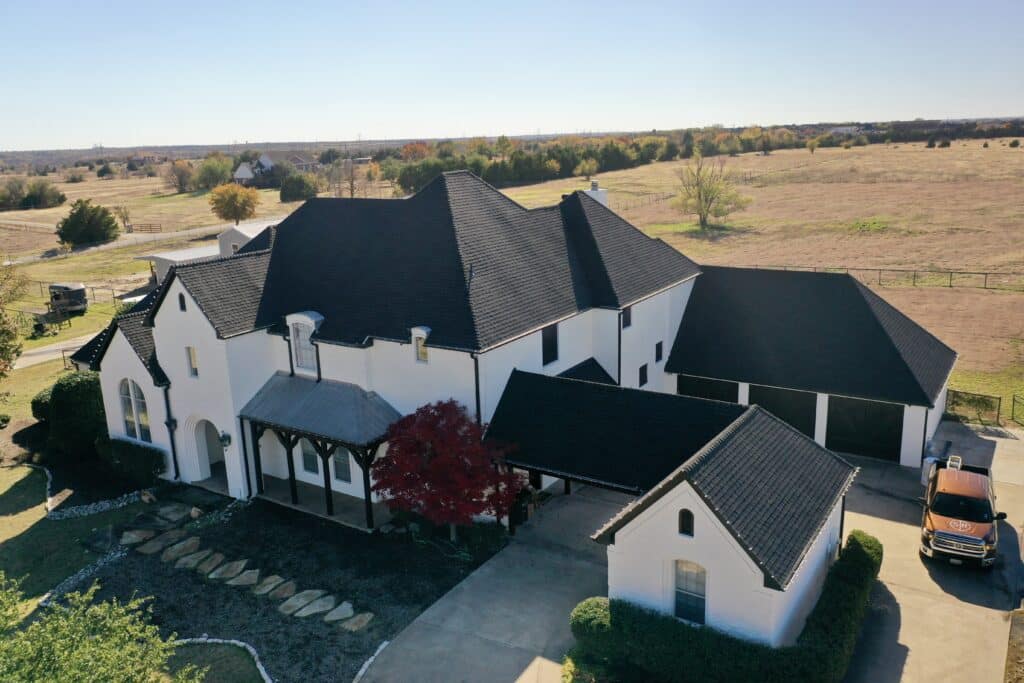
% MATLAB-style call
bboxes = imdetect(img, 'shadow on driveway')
[844,581,907,683]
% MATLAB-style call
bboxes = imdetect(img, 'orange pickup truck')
[920,456,1005,569]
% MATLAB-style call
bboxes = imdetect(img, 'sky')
[1,0,1022,151]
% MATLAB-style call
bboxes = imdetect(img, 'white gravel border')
[175,637,273,683]
[20,463,148,519]
[39,547,128,607]
[352,640,390,683]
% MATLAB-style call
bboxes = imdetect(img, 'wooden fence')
[945,389,1003,425]
[756,264,1024,292]
[1013,395,1024,428]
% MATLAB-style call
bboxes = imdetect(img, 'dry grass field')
[506,140,1024,412]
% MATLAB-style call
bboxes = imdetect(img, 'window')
[674,560,706,624]
[300,439,319,474]
[542,324,558,365]
[185,346,199,377]
[178,293,186,311]
[621,305,632,328]
[119,379,151,442]
[655,341,663,362]
[333,449,352,483]
[292,323,316,371]
[231,243,240,253]
[638,364,648,387]
[414,335,428,363]
[678,509,694,536]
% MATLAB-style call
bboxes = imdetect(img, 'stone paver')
[156,502,193,523]
[295,595,336,618]
[323,601,354,622]
[161,537,200,563]
[278,589,326,616]
[175,549,213,570]
[227,569,260,587]
[209,559,248,581]
[119,529,155,545]
[340,612,374,632]
[196,552,225,575]
[135,528,187,555]
[253,575,286,596]
[269,580,297,600]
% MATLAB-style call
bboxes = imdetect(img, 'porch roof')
[240,372,401,446]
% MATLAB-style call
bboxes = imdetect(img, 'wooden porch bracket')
[312,438,339,517]
[272,429,301,504]
[250,422,267,495]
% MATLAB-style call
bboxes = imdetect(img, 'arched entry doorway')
[195,419,226,488]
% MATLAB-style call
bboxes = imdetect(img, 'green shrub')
[0,414,9,429]
[279,173,319,202]
[95,435,166,487]
[1011,139,1021,148]
[47,371,106,459]
[56,199,120,246]
[568,531,883,683]
[31,386,52,422]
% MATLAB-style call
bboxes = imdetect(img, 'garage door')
[748,384,817,437]
[676,375,739,403]
[826,395,903,461]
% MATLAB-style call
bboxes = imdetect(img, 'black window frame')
[621,305,632,328]
[542,324,558,366]
[655,341,663,362]
[178,293,186,311]
[638,363,648,387]
[678,509,694,536]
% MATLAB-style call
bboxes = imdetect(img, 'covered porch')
[239,372,401,531]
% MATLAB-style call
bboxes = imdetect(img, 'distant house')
[137,222,269,282]
[257,153,275,173]
[233,162,255,185]
[829,126,861,136]
[289,155,318,173]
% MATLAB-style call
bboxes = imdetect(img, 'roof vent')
[591,180,599,191]
[583,181,609,207]
[948,455,963,470]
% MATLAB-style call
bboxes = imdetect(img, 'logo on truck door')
[948,519,975,533]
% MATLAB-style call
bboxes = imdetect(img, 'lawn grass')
[0,466,148,615]
[0,359,68,426]
[14,300,119,351]
[167,642,263,683]
[949,363,1024,422]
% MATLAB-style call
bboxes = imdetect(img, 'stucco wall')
[900,404,928,468]
[926,383,948,446]
[606,480,841,647]
[97,330,172,476]
[619,280,693,393]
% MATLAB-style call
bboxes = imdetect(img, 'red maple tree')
[371,400,523,536]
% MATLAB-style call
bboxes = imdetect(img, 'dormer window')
[412,326,431,363]
[292,323,315,370]
[285,311,324,375]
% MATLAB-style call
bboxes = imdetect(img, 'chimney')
[583,180,608,207]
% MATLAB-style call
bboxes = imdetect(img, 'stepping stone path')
[324,601,354,622]
[340,613,374,632]
[175,549,212,570]
[227,569,260,587]
[197,552,225,575]
[269,580,297,600]
[161,537,200,563]
[136,528,187,555]
[156,502,193,524]
[295,595,336,618]
[120,529,155,546]
[209,559,248,581]
[129,511,177,531]
[252,575,285,596]
[278,589,326,616]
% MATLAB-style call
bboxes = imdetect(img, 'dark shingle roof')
[72,290,168,385]
[594,406,857,590]
[665,266,956,407]
[159,172,698,350]
[485,370,746,492]
[558,358,616,385]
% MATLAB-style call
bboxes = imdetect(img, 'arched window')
[678,509,694,536]
[674,560,706,624]
[119,379,151,442]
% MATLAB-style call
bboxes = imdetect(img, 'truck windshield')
[930,492,993,523]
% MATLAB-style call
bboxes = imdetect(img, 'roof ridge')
[848,277,939,405]
[435,174,483,349]
[172,246,271,271]
[744,404,856,471]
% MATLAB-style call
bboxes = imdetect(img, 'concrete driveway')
[361,486,634,683]
[844,421,1024,683]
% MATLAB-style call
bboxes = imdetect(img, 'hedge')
[95,436,166,487]
[31,386,52,422]
[47,371,106,459]
[569,530,883,683]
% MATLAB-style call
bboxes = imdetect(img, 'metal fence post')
[948,272,953,287]
[912,271,917,287]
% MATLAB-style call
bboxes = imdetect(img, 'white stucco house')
[137,222,270,283]
[73,170,953,646]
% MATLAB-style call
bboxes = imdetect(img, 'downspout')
[283,332,294,376]
[314,340,322,382]
[162,386,180,480]
[473,353,481,425]
[839,495,846,554]
[616,311,623,385]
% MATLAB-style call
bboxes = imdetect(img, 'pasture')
[506,140,1024,411]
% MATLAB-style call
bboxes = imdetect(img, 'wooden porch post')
[273,430,299,504]
[313,439,338,517]
[250,422,266,495]
[353,445,375,530]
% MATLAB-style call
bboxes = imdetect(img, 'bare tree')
[112,205,131,232]
[329,159,365,198]
[673,153,750,230]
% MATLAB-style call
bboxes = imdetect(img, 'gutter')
[161,386,181,480]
